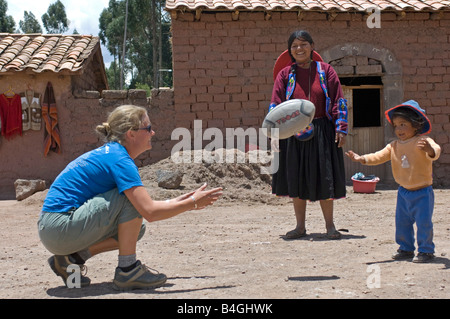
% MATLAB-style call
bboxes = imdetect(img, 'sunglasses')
[135,124,152,133]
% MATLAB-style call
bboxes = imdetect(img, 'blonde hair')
[96,105,148,144]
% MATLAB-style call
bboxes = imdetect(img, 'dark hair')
[288,30,314,62]
[391,107,425,135]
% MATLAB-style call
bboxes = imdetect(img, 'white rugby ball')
[262,99,315,139]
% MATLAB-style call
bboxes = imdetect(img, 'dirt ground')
[0,150,449,300]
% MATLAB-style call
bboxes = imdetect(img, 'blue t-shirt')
[42,142,143,213]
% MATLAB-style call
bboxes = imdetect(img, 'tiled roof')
[165,0,450,12]
[0,34,102,74]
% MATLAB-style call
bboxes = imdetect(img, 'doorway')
[341,77,387,183]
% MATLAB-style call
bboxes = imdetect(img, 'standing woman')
[38,104,222,290]
[270,30,348,239]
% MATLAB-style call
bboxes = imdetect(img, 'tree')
[19,11,43,33]
[0,0,15,33]
[99,0,127,89]
[105,60,121,89]
[127,0,172,88]
[42,0,69,34]
[99,0,172,89]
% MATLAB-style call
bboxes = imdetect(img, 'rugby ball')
[262,99,315,139]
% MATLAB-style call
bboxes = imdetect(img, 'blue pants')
[395,186,435,253]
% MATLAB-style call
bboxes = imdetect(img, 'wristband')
[190,196,197,209]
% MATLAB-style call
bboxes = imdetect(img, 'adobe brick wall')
[170,10,450,187]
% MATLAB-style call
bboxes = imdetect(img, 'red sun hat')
[273,50,323,81]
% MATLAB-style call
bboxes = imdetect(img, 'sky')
[6,0,113,66]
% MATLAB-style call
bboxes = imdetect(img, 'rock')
[156,170,184,189]
[14,179,46,201]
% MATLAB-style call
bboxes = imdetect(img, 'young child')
[346,100,441,263]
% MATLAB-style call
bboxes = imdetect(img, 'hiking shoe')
[112,260,167,291]
[413,252,435,263]
[48,255,91,287]
[392,249,414,260]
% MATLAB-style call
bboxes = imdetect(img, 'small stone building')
[0,34,108,199]
[164,0,450,187]
[0,33,175,200]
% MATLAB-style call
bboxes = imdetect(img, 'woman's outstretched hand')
[191,183,223,210]
[172,183,222,210]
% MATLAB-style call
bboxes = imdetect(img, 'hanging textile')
[0,93,23,140]
[21,93,31,131]
[30,93,42,131]
[21,90,42,131]
[42,82,61,156]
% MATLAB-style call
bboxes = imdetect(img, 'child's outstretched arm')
[346,144,392,166]
[345,150,366,164]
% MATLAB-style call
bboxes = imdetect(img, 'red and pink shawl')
[0,93,22,140]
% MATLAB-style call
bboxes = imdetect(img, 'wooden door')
[342,86,386,182]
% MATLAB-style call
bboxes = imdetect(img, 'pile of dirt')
[140,149,287,205]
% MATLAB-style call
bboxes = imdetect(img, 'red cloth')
[0,94,22,140]
[42,82,61,156]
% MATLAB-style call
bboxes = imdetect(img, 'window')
[352,88,381,128]
[340,76,382,128]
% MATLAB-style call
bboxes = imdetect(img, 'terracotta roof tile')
[165,0,450,11]
[0,33,101,74]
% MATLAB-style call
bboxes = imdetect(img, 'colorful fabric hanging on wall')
[0,93,22,140]
[21,90,42,132]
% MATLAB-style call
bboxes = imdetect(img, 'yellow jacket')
[363,136,441,191]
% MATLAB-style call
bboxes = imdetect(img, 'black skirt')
[272,117,346,201]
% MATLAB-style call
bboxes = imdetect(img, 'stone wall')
[70,88,177,167]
